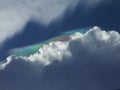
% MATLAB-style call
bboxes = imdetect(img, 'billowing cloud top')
[0,27,120,90]
[0,26,120,90]
[1,26,120,69]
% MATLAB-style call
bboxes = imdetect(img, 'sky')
[0,0,120,90]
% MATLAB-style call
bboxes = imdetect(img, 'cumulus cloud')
[1,26,120,68]
[5,26,120,66]
[0,0,106,44]
[0,26,120,90]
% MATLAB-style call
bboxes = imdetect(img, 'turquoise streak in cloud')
[10,28,88,56]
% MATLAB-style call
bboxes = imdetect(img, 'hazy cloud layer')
[0,0,78,43]
[0,27,120,90]
[0,0,105,44]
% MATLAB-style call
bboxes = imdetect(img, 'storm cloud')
[0,27,120,90]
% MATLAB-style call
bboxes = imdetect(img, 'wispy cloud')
[0,0,105,44]
[0,0,79,44]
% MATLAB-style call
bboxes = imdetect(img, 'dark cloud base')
[0,57,120,90]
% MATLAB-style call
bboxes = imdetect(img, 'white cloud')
[1,26,120,69]
[0,26,120,90]
[0,56,12,70]
[17,26,120,66]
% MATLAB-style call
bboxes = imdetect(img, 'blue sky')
[0,0,120,59]
[0,0,120,90]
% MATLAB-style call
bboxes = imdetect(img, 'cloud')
[0,0,105,44]
[0,0,79,44]
[1,26,120,68]
[0,27,120,90]
[5,26,120,66]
